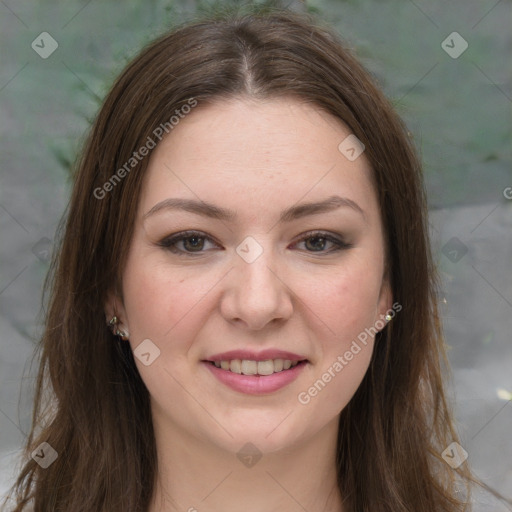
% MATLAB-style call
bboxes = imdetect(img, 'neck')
[148,416,344,512]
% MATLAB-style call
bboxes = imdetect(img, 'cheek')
[121,253,218,343]
[298,260,383,341]
[292,256,383,405]
[295,272,379,417]
[120,258,213,405]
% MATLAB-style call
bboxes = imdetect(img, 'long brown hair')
[4,6,477,511]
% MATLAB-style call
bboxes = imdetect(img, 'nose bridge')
[221,235,293,329]
[236,236,283,302]
[241,250,279,292]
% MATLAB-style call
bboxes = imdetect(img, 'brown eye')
[181,235,205,252]
[304,235,330,252]
[294,231,351,254]
[158,231,219,256]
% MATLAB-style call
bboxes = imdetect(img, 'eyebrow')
[143,195,366,223]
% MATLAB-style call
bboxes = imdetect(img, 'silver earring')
[385,314,393,322]
[108,316,129,340]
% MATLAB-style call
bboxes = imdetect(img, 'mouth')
[204,358,308,376]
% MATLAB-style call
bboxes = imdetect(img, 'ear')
[376,274,394,329]
[104,289,130,339]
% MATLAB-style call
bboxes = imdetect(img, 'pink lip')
[203,360,308,395]
[205,349,307,362]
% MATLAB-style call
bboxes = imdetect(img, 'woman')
[3,6,477,512]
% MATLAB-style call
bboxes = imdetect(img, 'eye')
[292,231,352,254]
[158,230,351,257]
[157,231,220,256]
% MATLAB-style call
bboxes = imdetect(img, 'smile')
[203,359,308,395]
[209,358,303,375]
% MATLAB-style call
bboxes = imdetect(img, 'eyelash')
[157,230,352,256]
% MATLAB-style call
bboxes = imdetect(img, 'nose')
[219,244,294,331]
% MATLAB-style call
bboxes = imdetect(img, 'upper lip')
[205,349,308,362]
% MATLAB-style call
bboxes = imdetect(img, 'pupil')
[185,236,203,251]
[306,236,325,251]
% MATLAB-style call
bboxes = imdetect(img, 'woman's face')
[111,97,392,454]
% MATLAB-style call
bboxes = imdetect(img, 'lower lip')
[203,361,307,395]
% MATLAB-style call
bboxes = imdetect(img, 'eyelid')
[157,229,351,256]
[157,230,221,255]
[291,229,351,248]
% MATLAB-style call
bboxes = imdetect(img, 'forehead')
[139,96,379,225]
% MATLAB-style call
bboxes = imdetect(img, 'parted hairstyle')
[4,5,477,512]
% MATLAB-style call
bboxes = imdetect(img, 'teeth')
[211,358,302,375]
[241,360,257,375]
[257,360,274,376]
[230,359,242,374]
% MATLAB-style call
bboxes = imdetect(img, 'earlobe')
[377,278,394,330]
[107,315,130,340]
[105,291,130,340]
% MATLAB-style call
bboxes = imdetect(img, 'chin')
[205,415,313,456]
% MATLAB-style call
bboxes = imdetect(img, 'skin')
[106,96,392,512]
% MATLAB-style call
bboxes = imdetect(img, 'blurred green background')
[1,0,510,210]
